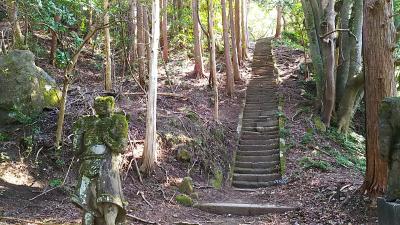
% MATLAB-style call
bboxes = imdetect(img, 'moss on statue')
[178,177,194,195]
[175,194,193,206]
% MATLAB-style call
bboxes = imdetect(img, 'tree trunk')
[161,0,168,62]
[128,0,137,65]
[49,15,61,66]
[209,0,218,121]
[103,0,112,91]
[143,8,151,72]
[320,0,336,126]
[234,0,242,65]
[6,0,24,49]
[241,0,248,58]
[221,0,234,96]
[192,0,205,78]
[229,0,241,81]
[141,0,160,175]
[137,4,146,86]
[301,0,324,102]
[362,0,397,197]
[336,0,364,134]
[274,5,282,39]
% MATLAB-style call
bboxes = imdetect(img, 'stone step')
[242,126,279,133]
[234,167,279,174]
[239,138,279,145]
[240,131,279,139]
[236,153,279,162]
[243,111,278,118]
[232,180,276,189]
[233,173,280,182]
[194,202,298,216]
[239,144,279,151]
[242,121,278,128]
[236,149,279,156]
[235,161,279,169]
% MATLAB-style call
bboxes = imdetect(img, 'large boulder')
[0,50,60,124]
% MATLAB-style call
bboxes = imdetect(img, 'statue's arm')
[72,119,85,156]
[379,102,392,161]
[103,115,128,153]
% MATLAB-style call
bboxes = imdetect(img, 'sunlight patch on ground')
[0,162,44,187]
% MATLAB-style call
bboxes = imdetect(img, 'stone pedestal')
[377,197,400,225]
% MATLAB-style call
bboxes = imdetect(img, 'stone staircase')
[232,38,281,189]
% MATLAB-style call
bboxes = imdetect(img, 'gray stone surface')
[0,50,59,124]
[377,197,400,225]
[195,202,298,216]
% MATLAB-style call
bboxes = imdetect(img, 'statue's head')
[94,96,115,117]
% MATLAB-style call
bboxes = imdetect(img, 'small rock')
[175,194,193,207]
[178,177,194,195]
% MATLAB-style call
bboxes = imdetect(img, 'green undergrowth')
[300,156,331,172]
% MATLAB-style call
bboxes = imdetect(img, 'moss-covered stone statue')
[71,96,128,225]
[379,97,400,202]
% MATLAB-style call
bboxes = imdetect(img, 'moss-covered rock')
[177,149,191,162]
[178,177,194,195]
[313,117,327,132]
[175,194,193,206]
[0,50,60,124]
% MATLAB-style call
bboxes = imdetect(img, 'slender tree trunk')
[320,0,336,126]
[137,4,146,86]
[143,8,151,72]
[141,0,160,175]
[209,0,218,121]
[362,0,396,197]
[192,0,205,78]
[229,0,240,81]
[301,0,324,103]
[335,0,352,104]
[241,0,248,58]
[103,0,112,91]
[128,0,137,65]
[161,0,168,62]
[274,5,282,39]
[234,0,242,65]
[221,0,234,96]
[49,15,61,66]
[6,0,24,49]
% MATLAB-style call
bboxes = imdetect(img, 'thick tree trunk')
[161,0,168,62]
[362,0,397,197]
[128,0,137,65]
[335,0,352,104]
[143,8,151,72]
[221,0,234,96]
[320,0,336,126]
[192,0,204,78]
[274,5,282,39]
[49,15,61,66]
[137,4,146,86]
[141,0,160,175]
[229,0,241,81]
[209,0,218,121]
[103,0,112,91]
[336,0,364,134]
[234,0,242,65]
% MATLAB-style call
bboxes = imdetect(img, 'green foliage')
[49,178,62,187]
[301,129,314,145]
[210,168,223,189]
[55,49,71,69]
[0,132,9,142]
[175,194,193,206]
[9,105,37,125]
[300,157,331,172]
[0,152,11,163]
